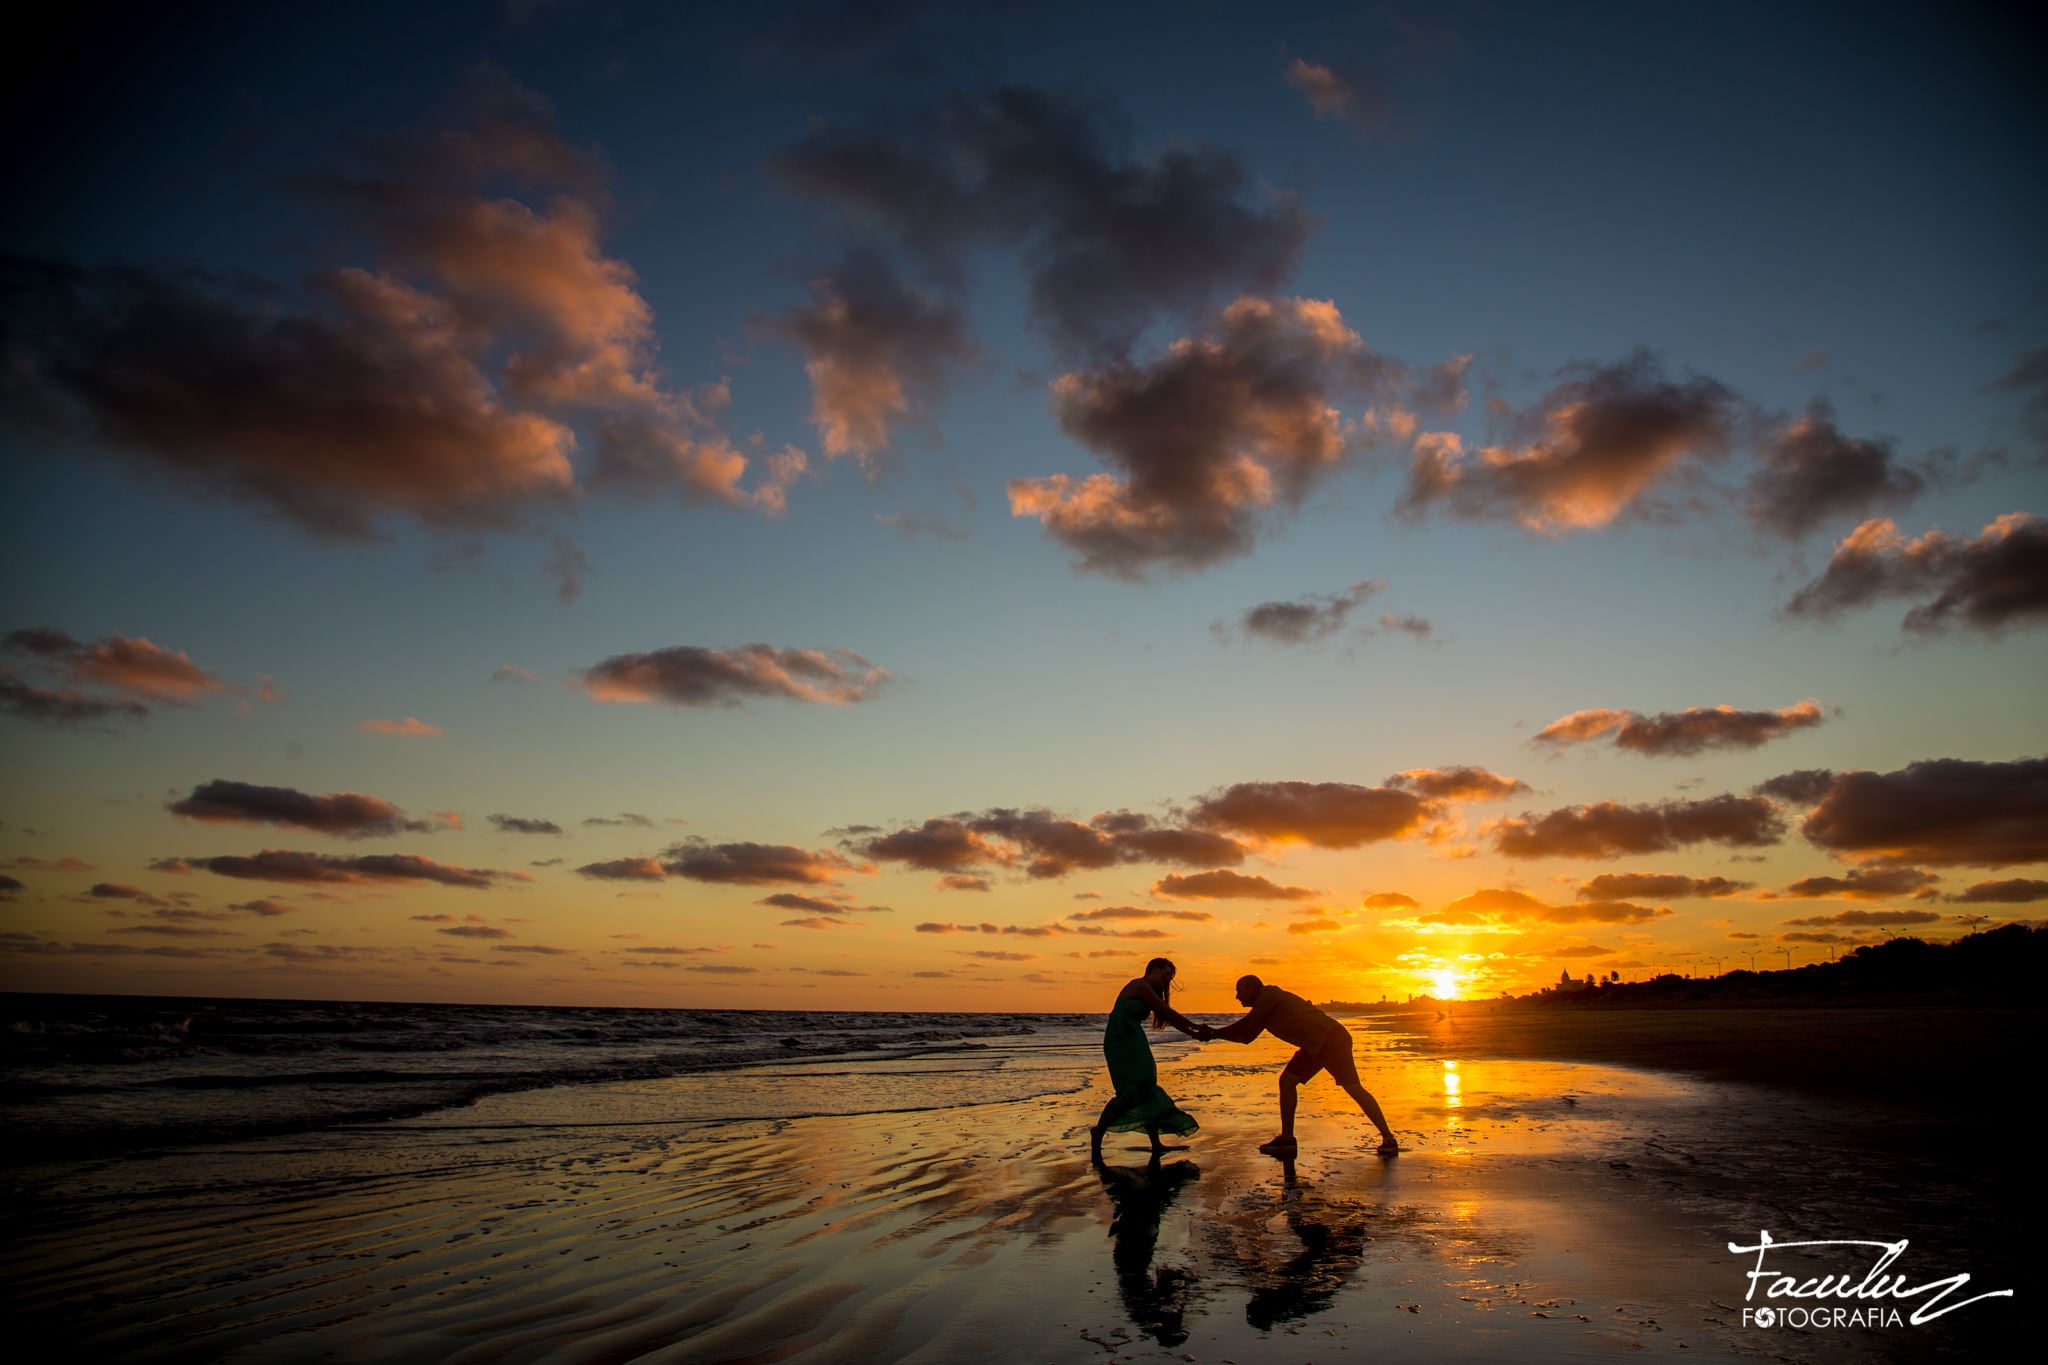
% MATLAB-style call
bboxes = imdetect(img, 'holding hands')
[1191,1023,1215,1041]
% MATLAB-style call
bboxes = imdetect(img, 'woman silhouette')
[1090,957,1203,1159]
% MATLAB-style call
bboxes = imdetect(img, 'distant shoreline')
[1359,1001,2042,1119]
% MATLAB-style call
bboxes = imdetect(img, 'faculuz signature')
[1729,1230,2014,1325]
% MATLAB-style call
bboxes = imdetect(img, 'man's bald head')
[1235,974,1264,1005]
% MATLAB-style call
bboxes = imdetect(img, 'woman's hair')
[1144,957,1176,1027]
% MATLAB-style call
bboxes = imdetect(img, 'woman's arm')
[1129,981,1202,1036]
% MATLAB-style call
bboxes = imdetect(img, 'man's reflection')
[1218,1157,1376,1330]
[1094,1153,1202,1346]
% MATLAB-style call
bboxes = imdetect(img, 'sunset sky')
[3,0,2044,1011]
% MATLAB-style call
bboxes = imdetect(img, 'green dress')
[1096,995,1200,1136]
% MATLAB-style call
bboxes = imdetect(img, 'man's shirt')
[1212,986,1347,1050]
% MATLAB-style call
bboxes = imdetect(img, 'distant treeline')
[1331,923,2048,1011]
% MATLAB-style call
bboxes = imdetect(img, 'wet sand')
[3,1020,2025,1362]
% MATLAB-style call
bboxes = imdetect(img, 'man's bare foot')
[1257,1135,1297,1154]
[1375,1135,1400,1156]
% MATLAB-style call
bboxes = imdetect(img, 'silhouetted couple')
[1089,959,1399,1160]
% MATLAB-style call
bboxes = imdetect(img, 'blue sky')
[2,0,2044,1008]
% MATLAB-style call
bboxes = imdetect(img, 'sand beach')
[5,1008,2025,1363]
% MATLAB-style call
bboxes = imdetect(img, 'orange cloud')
[1189,779,1433,848]
[359,717,443,738]
[1796,756,2048,867]
[1399,350,1736,533]
[1152,870,1316,901]
[1785,513,2048,635]
[768,250,972,471]
[1,72,800,537]
[168,779,447,837]
[176,850,526,889]
[1491,795,1783,859]
[1385,766,1528,801]
[1535,700,1825,757]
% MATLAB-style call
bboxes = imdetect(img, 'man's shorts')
[1280,1026,1361,1087]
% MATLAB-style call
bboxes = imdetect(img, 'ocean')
[0,993,1127,1162]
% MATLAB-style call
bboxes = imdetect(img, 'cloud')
[1384,766,1528,801]
[0,875,20,898]
[1361,891,1419,910]
[1283,60,1393,136]
[1771,868,1939,901]
[957,950,1035,962]
[1491,795,1784,859]
[1009,297,1408,577]
[1574,873,1751,901]
[168,779,446,838]
[661,840,869,886]
[1287,918,1342,934]
[544,536,587,604]
[937,874,991,892]
[1399,350,1738,533]
[439,924,512,939]
[492,664,539,684]
[177,850,525,888]
[578,644,889,706]
[853,808,1245,879]
[1753,769,1836,805]
[1783,513,2048,635]
[1985,346,2048,444]
[1950,878,2048,904]
[1376,612,1435,640]
[359,717,443,738]
[1795,756,2048,867]
[1534,700,1826,757]
[0,71,796,537]
[2,856,93,873]
[1780,908,1944,927]
[1281,19,1462,141]
[89,882,146,899]
[1152,870,1315,901]
[1428,886,1672,925]
[758,892,890,915]
[582,812,655,827]
[0,674,152,729]
[774,84,1309,360]
[1745,403,1923,538]
[574,856,667,882]
[226,898,293,917]
[2,627,230,703]
[1188,779,1434,848]
[1229,580,1382,644]
[0,628,270,730]
[1067,905,1213,922]
[488,813,563,835]
[1551,944,1615,958]
[765,249,973,471]
[495,943,571,955]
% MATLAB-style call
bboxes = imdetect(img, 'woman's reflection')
[1094,1153,1202,1346]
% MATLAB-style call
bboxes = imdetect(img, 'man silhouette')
[1201,975,1399,1156]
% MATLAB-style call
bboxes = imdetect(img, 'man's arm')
[1208,995,1274,1044]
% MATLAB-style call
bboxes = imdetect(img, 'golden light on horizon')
[1427,965,1464,999]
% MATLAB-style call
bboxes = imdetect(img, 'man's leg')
[1277,1071,1299,1139]
[1326,1038,1397,1146]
